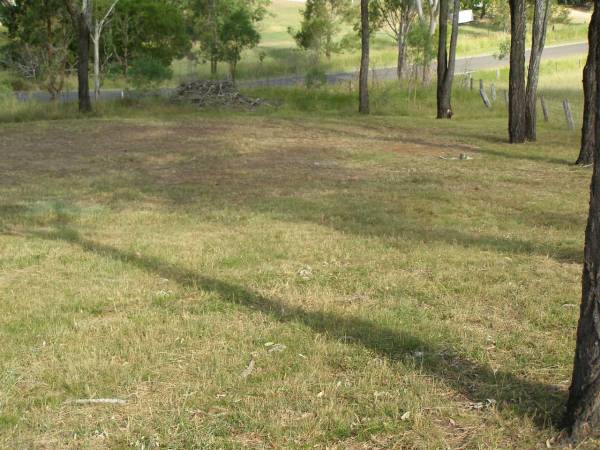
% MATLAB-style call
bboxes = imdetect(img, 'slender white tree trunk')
[93,29,101,100]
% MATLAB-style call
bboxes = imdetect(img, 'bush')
[305,67,327,88]
[494,38,511,60]
[129,56,173,91]
[0,82,12,102]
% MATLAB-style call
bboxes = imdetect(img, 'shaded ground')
[0,112,592,448]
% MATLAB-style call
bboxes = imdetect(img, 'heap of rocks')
[171,80,264,109]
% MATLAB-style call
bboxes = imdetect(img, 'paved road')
[15,42,588,103]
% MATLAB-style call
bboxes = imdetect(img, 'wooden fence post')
[469,76,474,91]
[480,87,492,108]
[503,89,508,106]
[563,99,574,130]
[540,95,549,122]
[490,83,497,102]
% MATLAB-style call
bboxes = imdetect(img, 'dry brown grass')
[0,109,592,448]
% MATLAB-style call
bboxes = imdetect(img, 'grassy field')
[0,57,595,448]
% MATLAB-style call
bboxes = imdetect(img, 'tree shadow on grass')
[250,196,583,265]
[23,224,567,431]
[292,119,577,166]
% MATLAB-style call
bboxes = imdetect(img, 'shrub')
[305,66,327,88]
[129,56,173,91]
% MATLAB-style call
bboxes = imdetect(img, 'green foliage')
[291,0,353,59]
[460,0,491,18]
[220,6,260,80]
[0,79,12,101]
[494,38,511,60]
[0,0,72,97]
[487,0,511,31]
[552,4,572,25]
[107,0,191,78]
[406,21,436,73]
[187,0,268,78]
[129,56,174,90]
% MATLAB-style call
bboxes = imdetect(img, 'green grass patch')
[0,58,595,447]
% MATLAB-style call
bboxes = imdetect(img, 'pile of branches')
[171,80,265,109]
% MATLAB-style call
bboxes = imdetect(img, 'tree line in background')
[0,0,268,110]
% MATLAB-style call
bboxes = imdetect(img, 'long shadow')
[248,196,583,264]
[26,225,567,430]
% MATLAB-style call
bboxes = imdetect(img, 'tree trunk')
[396,37,405,80]
[508,0,526,143]
[564,11,600,443]
[230,60,237,85]
[576,1,598,166]
[77,10,92,112]
[93,29,101,100]
[397,11,412,81]
[525,0,551,141]
[210,0,219,77]
[436,0,459,118]
[358,0,369,114]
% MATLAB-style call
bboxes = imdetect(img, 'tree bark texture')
[576,1,599,166]
[565,7,600,442]
[525,0,551,141]
[508,0,526,143]
[76,9,92,112]
[436,0,459,119]
[359,0,370,114]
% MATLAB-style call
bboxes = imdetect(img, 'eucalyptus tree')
[63,0,92,112]
[508,0,526,143]
[575,1,598,165]
[414,0,439,82]
[371,0,416,79]
[293,0,351,61]
[90,0,119,99]
[564,6,600,440]
[436,0,459,118]
[187,0,267,77]
[358,0,369,113]
[524,0,551,141]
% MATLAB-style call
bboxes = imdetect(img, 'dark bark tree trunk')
[209,0,219,77]
[576,1,598,166]
[525,0,551,141]
[564,10,600,442]
[508,0,526,143]
[436,0,459,119]
[64,0,92,112]
[358,0,369,114]
[76,10,92,113]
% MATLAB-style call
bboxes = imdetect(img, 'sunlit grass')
[0,58,596,448]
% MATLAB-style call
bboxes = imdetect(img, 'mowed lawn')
[0,107,591,448]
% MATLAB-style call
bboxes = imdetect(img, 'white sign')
[459,9,474,24]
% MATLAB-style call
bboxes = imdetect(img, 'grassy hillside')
[0,57,596,448]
